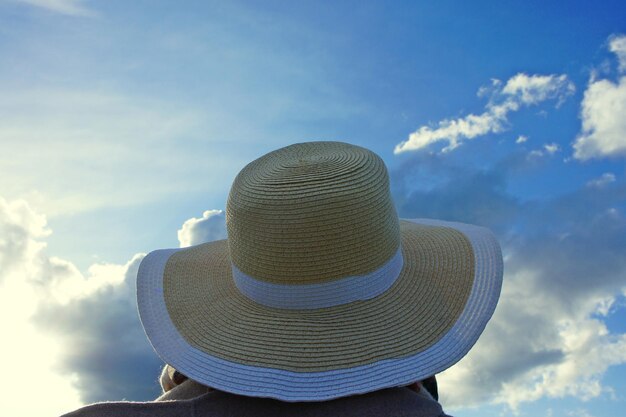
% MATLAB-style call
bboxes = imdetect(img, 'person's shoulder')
[61,387,451,417]
[60,398,194,417]
[193,387,450,417]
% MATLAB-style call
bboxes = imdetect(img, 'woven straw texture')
[162,221,474,372]
[226,141,400,284]
[137,218,503,401]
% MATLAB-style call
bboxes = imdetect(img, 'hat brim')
[137,218,502,401]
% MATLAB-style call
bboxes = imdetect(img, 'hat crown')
[226,141,401,285]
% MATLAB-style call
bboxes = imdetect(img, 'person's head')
[138,141,503,401]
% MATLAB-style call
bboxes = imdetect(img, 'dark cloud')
[391,152,523,235]
[390,151,626,408]
[508,195,626,315]
[34,254,164,403]
[30,207,232,404]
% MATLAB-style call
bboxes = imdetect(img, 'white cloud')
[567,409,596,417]
[0,197,83,417]
[587,173,616,188]
[395,73,574,154]
[0,199,49,277]
[442,290,626,410]
[11,0,94,16]
[544,143,560,154]
[177,209,227,247]
[573,76,626,160]
[502,73,575,106]
[516,135,528,144]
[609,35,626,73]
[442,234,626,411]
[527,143,561,158]
[573,35,626,160]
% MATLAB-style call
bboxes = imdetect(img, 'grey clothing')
[62,380,452,417]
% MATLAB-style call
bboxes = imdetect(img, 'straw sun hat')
[137,141,503,401]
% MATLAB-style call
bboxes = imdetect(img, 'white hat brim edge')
[136,218,503,401]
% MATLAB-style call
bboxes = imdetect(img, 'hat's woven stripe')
[231,247,403,309]
[137,218,502,401]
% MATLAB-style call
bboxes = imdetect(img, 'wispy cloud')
[0,88,236,217]
[394,73,575,154]
[587,173,616,188]
[525,142,561,159]
[609,34,626,72]
[544,142,560,154]
[573,35,626,160]
[11,0,95,16]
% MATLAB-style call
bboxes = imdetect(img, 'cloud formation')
[0,198,239,410]
[177,209,227,247]
[394,73,574,154]
[34,254,165,403]
[392,153,626,410]
[0,196,162,413]
[587,173,616,188]
[543,143,560,154]
[526,142,562,159]
[573,36,626,160]
[0,197,84,417]
[609,34,626,72]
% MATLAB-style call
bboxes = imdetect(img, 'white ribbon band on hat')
[232,247,404,309]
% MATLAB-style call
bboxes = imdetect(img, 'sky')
[0,0,625,416]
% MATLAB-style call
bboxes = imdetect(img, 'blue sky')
[0,1,625,416]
